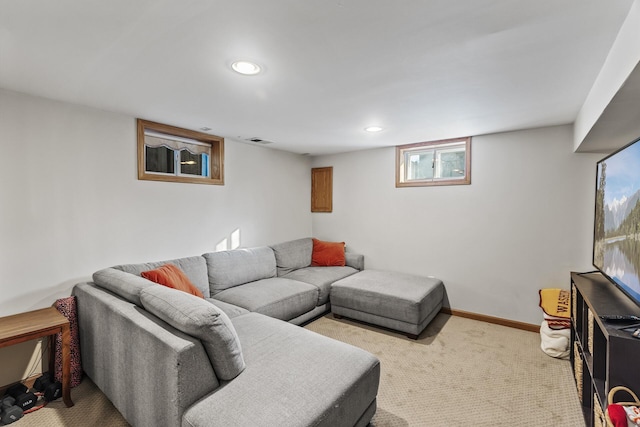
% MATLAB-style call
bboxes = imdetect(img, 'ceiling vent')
[246,137,273,145]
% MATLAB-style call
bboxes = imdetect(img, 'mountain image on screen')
[594,138,640,305]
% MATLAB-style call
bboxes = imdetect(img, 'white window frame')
[396,137,471,187]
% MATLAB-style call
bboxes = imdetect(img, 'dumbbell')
[33,372,62,402]
[5,383,36,411]
[0,396,23,425]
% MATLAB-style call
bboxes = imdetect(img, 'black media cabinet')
[571,271,640,426]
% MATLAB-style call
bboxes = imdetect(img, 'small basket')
[605,386,640,427]
[595,395,606,427]
[588,309,595,354]
[574,342,583,402]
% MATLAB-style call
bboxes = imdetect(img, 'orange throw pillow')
[311,238,346,267]
[141,264,204,298]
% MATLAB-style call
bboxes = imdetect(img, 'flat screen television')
[593,136,640,307]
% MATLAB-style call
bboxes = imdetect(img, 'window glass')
[180,149,209,177]
[436,146,466,179]
[145,146,175,174]
[406,150,435,180]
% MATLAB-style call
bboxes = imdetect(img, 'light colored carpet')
[17,313,584,426]
[306,313,585,427]
[14,376,128,427]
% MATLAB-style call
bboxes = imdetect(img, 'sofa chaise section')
[183,313,380,427]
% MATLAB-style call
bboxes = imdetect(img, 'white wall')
[0,89,311,383]
[312,125,600,325]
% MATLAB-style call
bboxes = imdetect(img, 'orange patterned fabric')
[311,238,346,266]
[54,296,82,388]
[141,264,204,298]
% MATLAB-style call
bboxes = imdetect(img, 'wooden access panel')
[311,167,333,212]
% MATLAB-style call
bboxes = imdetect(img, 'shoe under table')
[331,269,444,339]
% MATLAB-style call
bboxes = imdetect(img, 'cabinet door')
[311,167,333,212]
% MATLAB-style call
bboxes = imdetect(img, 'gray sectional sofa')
[72,238,379,427]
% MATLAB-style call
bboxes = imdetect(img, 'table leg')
[48,335,56,375]
[60,324,74,407]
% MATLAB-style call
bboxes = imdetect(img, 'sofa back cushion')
[140,285,246,380]
[114,256,210,298]
[270,238,312,276]
[203,247,276,295]
[93,267,156,306]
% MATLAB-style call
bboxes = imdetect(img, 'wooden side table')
[0,307,74,407]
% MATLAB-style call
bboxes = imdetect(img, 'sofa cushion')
[141,264,204,298]
[140,285,245,380]
[212,278,318,321]
[282,266,358,305]
[113,256,210,298]
[203,247,276,295]
[270,238,312,276]
[311,238,346,266]
[92,267,156,306]
[205,298,249,319]
[183,313,380,427]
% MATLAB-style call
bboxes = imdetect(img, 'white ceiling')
[0,0,634,155]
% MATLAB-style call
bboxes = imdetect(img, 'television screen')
[594,136,640,306]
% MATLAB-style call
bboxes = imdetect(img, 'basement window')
[396,137,471,187]
[137,119,224,185]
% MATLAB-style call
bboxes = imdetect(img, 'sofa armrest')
[345,253,364,271]
[73,282,219,427]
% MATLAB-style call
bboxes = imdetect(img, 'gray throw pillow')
[140,285,245,380]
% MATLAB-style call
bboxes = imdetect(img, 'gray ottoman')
[331,270,444,339]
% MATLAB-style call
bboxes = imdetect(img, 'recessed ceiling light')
[365,126,383,132]
[231,61,261,75]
